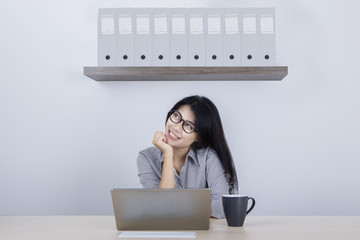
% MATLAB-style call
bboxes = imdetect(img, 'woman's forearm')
[158,153,175,188]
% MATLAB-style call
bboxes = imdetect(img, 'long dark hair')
[166,95,238,194]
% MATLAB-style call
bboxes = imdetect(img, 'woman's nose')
[173,121,182,132]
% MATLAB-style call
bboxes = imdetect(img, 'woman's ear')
[194,135,200,146]
[195,134,200,143]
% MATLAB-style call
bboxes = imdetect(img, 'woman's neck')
[172,147,191,174]
[172,147,191,164]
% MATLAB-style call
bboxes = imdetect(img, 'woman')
[137,95,238,218]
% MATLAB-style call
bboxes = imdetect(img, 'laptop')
[111,188,211,230]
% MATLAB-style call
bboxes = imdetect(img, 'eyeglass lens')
[170,111,196,133]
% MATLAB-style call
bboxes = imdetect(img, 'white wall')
[1,0,359,215]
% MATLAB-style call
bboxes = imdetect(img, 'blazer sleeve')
[136,151,161,189]
[206,150,229,219]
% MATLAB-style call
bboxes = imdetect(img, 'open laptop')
[111,188,211,230]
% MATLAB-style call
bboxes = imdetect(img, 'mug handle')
[246,197,256,215]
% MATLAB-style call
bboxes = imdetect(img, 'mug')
[222,195,256,227]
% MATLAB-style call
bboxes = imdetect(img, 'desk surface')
[1,216,360,240]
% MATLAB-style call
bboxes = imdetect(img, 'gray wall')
[1,0,359,215]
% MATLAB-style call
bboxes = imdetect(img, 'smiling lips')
[168,130,180,141]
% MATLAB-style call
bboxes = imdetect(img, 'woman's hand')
[153,131,175,189]
[152,131,173,156]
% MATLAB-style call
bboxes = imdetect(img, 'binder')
[116,8,134,66]
[98,9,117,66]
[240,9,259,66]
[134,9,152,66]
[205,9,223,66]
[223,9,241,66]
[187,8,206,66]
[258,8,276,66]
[151,8,170,66]
[169,8,188,66]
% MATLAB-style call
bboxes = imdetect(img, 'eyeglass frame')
[168,110,198,134]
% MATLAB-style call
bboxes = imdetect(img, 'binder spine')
[98,9,117,66]
[151,8,170,66]
[134,8,152,66]
[187,8,206,66]
[169,8,188,66]
[116,8,135,66]
[205,9,224,66]
[258,8,276,66]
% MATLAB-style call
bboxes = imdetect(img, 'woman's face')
[165,105,198,150]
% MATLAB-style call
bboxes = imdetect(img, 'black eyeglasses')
[168,110,197,134]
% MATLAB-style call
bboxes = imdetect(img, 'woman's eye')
[185,123,194,131]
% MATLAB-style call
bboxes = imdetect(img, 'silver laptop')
[111,188,211,230]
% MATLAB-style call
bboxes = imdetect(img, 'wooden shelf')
[83,66,288,81]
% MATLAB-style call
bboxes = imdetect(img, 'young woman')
[136,95,238,218]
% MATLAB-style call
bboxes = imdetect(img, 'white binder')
[240,9,259,66]
[258,8,276,66]
[116,8,134,66]
[187,8,206,66]
[223,9,241,66]
[169,9,187,66]
[98,9,117,66]
[134,9,152,66]
[151,8,170,66]
[205,9,223,66]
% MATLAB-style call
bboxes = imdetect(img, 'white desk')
[1,216,360,240]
